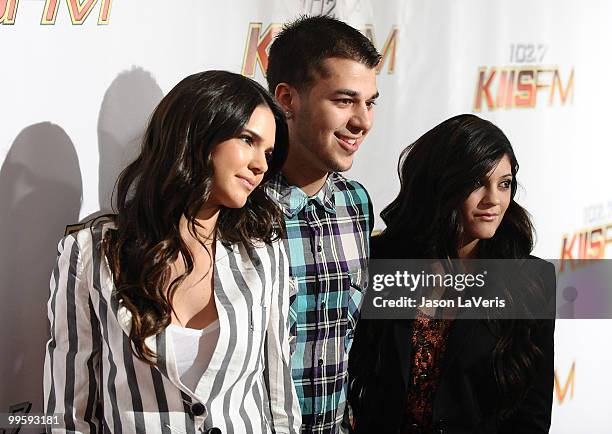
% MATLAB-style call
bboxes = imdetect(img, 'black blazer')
[348,257,555,434]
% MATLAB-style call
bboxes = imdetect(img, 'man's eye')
[366,100,377,109]
[336,99,353,105]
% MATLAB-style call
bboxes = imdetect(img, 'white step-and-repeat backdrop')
[1,0,610,432]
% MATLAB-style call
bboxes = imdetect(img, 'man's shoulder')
[330,172,370,205]
[264,172,286,194]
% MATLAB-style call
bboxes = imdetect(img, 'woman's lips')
[474,213,498,222]
[236,176,256,190]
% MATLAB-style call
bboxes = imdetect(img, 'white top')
[167,321,220,392]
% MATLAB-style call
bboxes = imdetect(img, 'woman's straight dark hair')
[101,70,289,364]
[368,114,544,417]
[378,113,533,259]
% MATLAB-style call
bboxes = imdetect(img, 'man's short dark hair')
[266,15,381,94]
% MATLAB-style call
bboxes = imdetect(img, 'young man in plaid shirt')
[265,16,381,434]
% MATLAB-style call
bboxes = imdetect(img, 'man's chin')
[327,156,354,173]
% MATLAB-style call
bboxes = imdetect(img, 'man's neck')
[282,155,329,197]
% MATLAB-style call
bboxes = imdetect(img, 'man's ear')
[274,83,298,115]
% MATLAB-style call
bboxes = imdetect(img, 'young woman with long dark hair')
[348,114,555,434]
[44,70,301,433]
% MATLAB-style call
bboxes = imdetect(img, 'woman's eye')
[500,180,512,189]
[239,135,253,145]
[265,152,274,163]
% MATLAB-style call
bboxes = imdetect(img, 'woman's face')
[461,154,513,245]
[207,105,276,209]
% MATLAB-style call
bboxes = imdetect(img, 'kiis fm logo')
[473,43,574,111]
[554,361,575,404]
[241,23,398,77]
[0,0,112,25]
[560,202,612,272]
[560,223,612,272]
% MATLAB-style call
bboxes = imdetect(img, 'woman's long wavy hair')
[363,114,544,419]
[101,70,288,364]
[378,114,532,259]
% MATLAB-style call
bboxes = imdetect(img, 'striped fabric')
[43,221,301,433]
[266,173,372,434]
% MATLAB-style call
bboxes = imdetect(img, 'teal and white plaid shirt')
[266,172,372,434]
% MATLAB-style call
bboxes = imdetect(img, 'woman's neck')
[179,206,220,248]
[458,238,479,259]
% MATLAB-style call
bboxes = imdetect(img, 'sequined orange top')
[403,312,453,434]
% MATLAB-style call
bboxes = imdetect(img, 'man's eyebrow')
[333,89,380,100]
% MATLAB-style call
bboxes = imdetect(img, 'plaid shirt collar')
[266,172,337,218]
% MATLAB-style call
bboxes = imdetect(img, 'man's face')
[289,57,378,174]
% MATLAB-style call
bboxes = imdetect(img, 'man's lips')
[335,133,360,152]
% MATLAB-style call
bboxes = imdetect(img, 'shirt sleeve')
[44,233,102,433]
[499,261,556,434]
[263,240,302,433]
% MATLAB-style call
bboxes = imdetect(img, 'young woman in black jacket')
[349,114,555,434]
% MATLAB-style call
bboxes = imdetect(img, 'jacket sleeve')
[263,241,302,433]
[44,233,102,433]
[500,261,556,434]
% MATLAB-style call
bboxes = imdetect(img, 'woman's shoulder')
[254,237,287,262]
[221,236,286,265]
[59,217,116,258]
[371,233,406,259]
[525,254,556,275]
[527,254,546,262]
[523,254,557,321]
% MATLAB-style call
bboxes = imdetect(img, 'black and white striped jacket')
[44,222,301,433]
